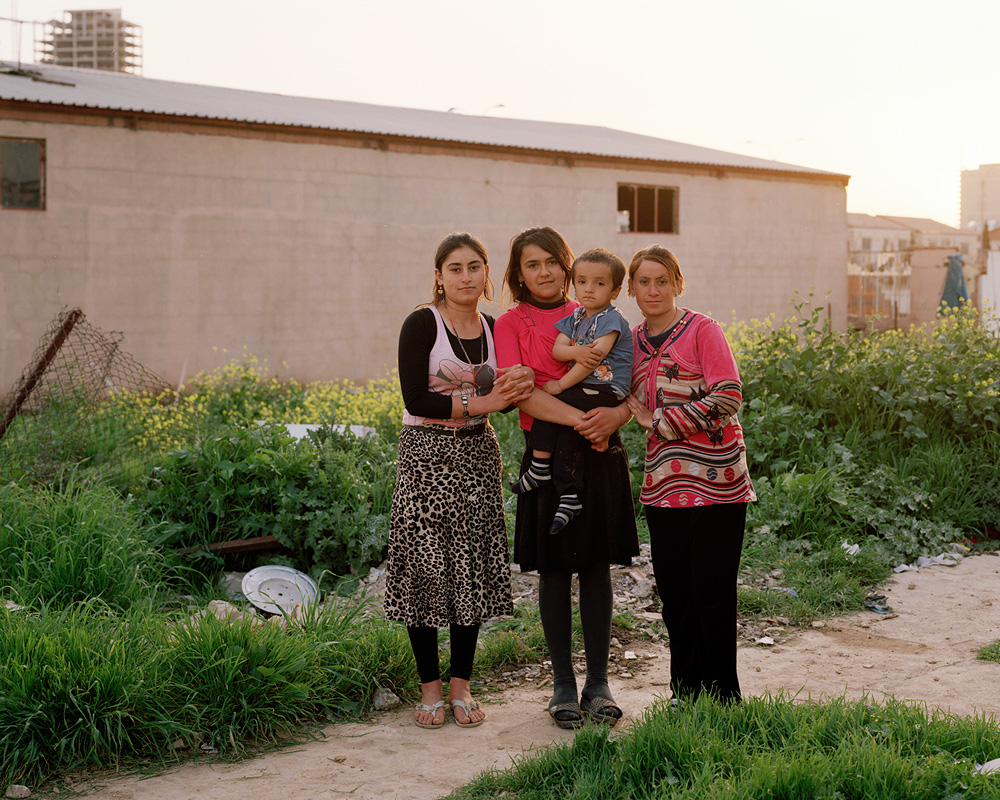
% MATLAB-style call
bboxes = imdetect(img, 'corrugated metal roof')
[0,60,845,179]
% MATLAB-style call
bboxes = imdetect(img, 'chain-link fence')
[0,307,200,486]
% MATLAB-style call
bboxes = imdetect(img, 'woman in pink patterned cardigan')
[625,244,756,705]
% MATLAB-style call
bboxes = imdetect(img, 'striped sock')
[511,456,551,494]
[550,493,582,534]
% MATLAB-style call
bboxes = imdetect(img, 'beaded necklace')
[443,303,486,369]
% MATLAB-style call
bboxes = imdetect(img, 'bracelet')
[461,394,469,418]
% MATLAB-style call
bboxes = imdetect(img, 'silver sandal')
[414,700,446,729]
[450,698,485,728]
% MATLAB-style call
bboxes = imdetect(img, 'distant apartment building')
[847,214,980,330]
[36,9,142,74]
[961,164,1000,232]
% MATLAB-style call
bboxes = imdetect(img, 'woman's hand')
[625,394,654,432]
[494,364,534,404]
[575,403,630,445]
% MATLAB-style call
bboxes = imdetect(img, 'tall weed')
[141,423,394,584]
[0,602,179,786]
[0,481,166,609]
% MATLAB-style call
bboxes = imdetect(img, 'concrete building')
[36,9,142,74]
[875,215,979,259]
[847,213,981,331]
[848,214,911,263]
[960,164,1000,231]
[0,60,849,390]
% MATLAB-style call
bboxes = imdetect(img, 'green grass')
[451,693,1000,799]
[977,639,1000,664]
[0,597,422,787]
[0,601,180,785]
[0,480,168,610]
[477,603,553,674]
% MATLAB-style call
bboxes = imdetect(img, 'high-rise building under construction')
[36,9,141,74]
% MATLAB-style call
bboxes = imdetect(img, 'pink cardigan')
[631,310,756,508]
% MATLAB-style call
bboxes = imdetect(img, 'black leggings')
[646,502,747,703]
[538,561,613,703]
[407,624,480,684]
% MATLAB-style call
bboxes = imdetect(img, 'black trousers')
[526,385,620,496]
[646,502,747,703]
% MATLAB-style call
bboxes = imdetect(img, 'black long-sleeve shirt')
[398,307,496,419]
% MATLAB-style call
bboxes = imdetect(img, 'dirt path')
[74,552,1000,800]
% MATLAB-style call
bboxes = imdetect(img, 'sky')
[3,0,999,228]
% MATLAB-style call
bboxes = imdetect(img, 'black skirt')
[512,430,639,573]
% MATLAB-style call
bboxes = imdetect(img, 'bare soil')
[71,552,1000,800]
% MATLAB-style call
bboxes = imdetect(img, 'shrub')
[141,422,306,554]
[141,423,395,585]
[272,426,395,581]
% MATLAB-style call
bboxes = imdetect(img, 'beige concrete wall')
[0,118,846,390]
[909,248,952,326]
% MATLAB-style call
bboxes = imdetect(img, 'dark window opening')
[617,183,677,234]
[1,138,45,209]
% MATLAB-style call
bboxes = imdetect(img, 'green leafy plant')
[141,422,305,552]
[140,423,395,584]
[272,426,395,581]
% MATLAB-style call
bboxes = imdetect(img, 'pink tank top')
[401,305,498,428]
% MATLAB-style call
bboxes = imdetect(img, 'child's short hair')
[572,248,626,289]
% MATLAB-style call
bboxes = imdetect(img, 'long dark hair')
[502,227,573,305]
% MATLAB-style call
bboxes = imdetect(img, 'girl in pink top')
[494,227,639,729]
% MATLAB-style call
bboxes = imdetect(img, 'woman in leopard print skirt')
[383,232,533,729]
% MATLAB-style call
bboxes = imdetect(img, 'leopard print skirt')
[383,424,513,628]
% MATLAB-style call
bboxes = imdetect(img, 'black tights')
[539,562,614,707]
[407,624,480,684]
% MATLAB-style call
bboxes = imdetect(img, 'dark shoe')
[581,695,623,727]
[548,700,585,729]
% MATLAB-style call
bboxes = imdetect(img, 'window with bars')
[1,138,45,209]
[617,183,677,234]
